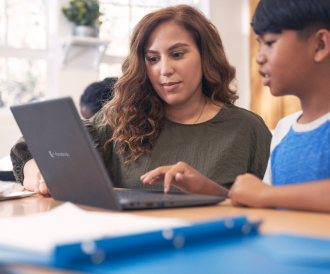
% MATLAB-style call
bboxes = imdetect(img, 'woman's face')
[145,21,203,108]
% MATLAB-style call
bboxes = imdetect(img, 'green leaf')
[61,0,103,27]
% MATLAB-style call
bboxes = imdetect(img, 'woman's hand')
[23,159,50,196]
[141,161,228,197]
[228,174,270,207]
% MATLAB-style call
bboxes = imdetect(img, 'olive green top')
[10,104,272,190]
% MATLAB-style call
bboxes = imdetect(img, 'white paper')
[0,183,15,196]
[0,190,35,201]
[0,156,12,171]
[0,203,190,254]
[0,182,35,201]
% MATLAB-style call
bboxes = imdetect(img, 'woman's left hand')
[141,162,228,196]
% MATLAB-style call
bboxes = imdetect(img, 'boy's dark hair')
[252,0,330,37]
[80,77,117,115]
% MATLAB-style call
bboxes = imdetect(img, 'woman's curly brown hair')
[103,5,238,164]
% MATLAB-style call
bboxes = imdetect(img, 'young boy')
[142,0,330,211]
[80,77,117,119]
[228,0,330,211]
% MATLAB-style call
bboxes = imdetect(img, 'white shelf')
[60,36,110,70]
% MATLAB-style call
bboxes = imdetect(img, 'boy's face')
[256,30,315,97]
[80,104,94,119]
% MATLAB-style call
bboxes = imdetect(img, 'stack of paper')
[0,182,35,201]
[0,202,190,255]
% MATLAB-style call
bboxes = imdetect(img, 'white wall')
[0,114,23,160]
[0,0,251,159]
[209,0,250,109]
[56,0,100,107]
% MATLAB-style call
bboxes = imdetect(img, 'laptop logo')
[48,151,70,157]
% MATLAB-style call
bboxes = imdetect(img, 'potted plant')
[62,0,103,37]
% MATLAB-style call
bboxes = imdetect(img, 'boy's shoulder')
[275,110,303,131]
[271,111,303,152]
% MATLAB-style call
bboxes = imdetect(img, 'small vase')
[74,26,97,37]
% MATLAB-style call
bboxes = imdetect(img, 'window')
[0,0,206,107]
[0,0,50,108]
[0,58,47,107]
[98,0,202,79]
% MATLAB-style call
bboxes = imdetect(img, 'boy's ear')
[314,29,330,62]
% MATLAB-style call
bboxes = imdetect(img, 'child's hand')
[140,162,228,196]
[228,174,271,208]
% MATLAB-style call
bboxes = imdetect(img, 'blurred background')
[0,0,300,159]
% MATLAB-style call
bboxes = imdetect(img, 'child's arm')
[228,174,330,212]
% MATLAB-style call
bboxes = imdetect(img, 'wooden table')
[2,192,330,238]
[1,191,330,273]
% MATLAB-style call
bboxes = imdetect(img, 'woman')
[11,5,271,196]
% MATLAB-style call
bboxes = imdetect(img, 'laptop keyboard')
[115,189,211,201]
[114,189,224,209]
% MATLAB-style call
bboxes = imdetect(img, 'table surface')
[2,185,330,273]
[1,187,330,239]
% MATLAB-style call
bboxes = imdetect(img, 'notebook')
[10,97,225,210]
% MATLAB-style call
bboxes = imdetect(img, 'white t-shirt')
[263,110,330,185]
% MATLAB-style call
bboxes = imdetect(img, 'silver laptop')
[11,97,225,210]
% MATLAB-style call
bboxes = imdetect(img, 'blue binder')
[0,216,330,273]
